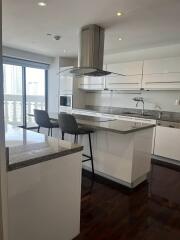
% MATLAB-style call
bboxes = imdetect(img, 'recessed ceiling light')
[54,35,61,40]
[63,50,67,53]
[117,12,123,16]
[118,37,122,41]
[38,2,47,7]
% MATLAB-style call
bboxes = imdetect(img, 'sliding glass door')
[26,67,46,128]
[3,62,47,128]
[3,64,23,126]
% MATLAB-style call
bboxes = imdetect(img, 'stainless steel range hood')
[60,24,124,77]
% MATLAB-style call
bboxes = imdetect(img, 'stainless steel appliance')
[59,95,72,113]
[59,25,125,77]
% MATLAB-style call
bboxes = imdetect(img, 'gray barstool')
[34,109,59,136]
[58,113,95,177]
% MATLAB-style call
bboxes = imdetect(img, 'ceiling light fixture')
[117,12,123,16]
[38,2,47,7]
[118,37,122,41]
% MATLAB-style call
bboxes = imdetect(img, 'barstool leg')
[88,133,95,177]
[37,126,40,133]
[62,132,64,140]
[48,128,50,136]
[74,134,78,144]
[51,128,53,136]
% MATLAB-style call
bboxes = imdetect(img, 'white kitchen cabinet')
[143,57,180,90]
[143,57,180,74]
[154,126,180,161]
[142,73,180,90]
[60,66,73,94]
[105,75,142,90]
[107,61,143,75]
[106,61,143,90]
[78,76,105,90]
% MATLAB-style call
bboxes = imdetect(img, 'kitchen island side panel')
[81,128,154,187]
[8,152,82,240]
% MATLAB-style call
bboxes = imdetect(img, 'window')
[3,58,48,128]
[3,64,23,126]
[26,67,46,128]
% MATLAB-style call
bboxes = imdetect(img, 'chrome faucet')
[133,97,145,115]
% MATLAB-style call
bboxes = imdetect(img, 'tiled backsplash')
[85,105,180,123]
[85,90,180,113]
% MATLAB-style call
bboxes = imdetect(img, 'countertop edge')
[8,145,83,172]
[78,122,155,134]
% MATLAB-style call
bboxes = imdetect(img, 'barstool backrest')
[58,113,78,134]
[34,109,51,128]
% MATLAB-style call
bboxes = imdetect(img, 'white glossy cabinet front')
[106,61,143,90]
[60,67,73,94]
[154,126,180,161]
[106,75,142,90]
[107,61,143,75]
[78,76,105,90]
[143,57,180,74]
[143,57,180,90]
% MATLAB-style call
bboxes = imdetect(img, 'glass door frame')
[24,67,48,129]
[3,59,48,129]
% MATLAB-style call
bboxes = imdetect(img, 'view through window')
[3,62,47,128]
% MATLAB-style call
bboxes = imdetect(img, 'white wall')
[104,43,180,64]
[85,43,180,113]
[48,57,60,113]
[0,3,8,239]
[3,46,53,64]
[48,57,77,113]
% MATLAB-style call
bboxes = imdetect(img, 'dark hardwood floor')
[75,163,180,240]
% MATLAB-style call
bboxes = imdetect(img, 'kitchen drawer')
[154,126,180,161]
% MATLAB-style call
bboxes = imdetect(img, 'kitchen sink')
[122,112,152,117]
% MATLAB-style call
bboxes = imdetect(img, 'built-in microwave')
[60,95,72,108]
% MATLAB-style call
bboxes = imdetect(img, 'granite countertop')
[76,118,155,134]
[5,124,83,171]
[82,106,180,123]
[49,113,155,134]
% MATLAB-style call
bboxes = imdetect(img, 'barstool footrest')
[83,153,91,158]
[83,159,91,162]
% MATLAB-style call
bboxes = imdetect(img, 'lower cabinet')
[154,126,180,161]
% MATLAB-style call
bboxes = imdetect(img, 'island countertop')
[49,113,155,134]
[5,124,83,171]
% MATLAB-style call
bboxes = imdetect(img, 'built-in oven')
[59,95,73,113]
[60,95,72,107]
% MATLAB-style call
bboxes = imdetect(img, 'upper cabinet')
[142,57,180,90]
[78,65,106,91]
[77,57,180,91]
[59,67,73,95]
[143,57,180,74]
[78,76,105,90]
[106,61,143,90]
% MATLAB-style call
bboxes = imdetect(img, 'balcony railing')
[4,94,45,127]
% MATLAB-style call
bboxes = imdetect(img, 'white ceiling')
[2,0,180,57]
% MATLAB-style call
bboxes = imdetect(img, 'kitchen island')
[5,124,83,240]
[50,113,155,188]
